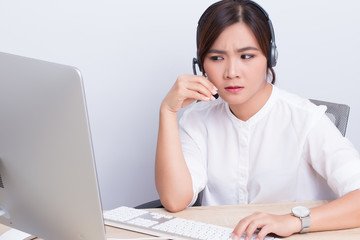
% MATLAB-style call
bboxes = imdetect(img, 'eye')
[241,54,254,60]
[209,56,224,61]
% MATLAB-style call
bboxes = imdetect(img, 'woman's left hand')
[231,212,302,240]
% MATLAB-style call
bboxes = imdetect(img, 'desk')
[1,201,360,239]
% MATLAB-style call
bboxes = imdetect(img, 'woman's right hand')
[156,74,217,212]
[161,74,218,113]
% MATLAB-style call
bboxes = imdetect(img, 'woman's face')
[203,22,269,108]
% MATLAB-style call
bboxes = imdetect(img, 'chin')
[219,94,248,105]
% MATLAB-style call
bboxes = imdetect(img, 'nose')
[224,58,240,79]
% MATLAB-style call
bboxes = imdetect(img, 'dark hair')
[196,0,276,84]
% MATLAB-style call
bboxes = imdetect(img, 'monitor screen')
[0,52,106,240]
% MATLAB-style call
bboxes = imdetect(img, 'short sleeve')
[178,107,208,206]
[306,113,360,197]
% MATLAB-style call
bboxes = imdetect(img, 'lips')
[225,86,244,93]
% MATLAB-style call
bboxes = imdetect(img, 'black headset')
[193,0,278,76]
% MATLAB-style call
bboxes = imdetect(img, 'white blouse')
[178,85,360,206]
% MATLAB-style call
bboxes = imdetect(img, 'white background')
[0,0,359,210]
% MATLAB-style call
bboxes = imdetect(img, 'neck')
[229,83,273,121]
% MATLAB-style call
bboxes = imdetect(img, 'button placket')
[237,122,250,204]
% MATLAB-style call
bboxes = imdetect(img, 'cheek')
[203,60,211,75]
[256,57,268,74]
[204,70,220,86]
[203,61,219,79]
[248,60,267,79]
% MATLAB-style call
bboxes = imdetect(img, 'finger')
[182,88,212,102]
[256,225,272,240]
[186,75,218,95]
[232,213,265,240]
[185,83,216,101]
[172,78,213,103]
[197,76,218,95]
[176,75,215,97]
[245,220,264,240]
[232,218,251,240]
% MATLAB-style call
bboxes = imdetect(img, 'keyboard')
[103,206,277,240]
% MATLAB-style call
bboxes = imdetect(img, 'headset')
[192,0,278,76]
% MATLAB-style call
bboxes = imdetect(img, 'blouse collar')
[224,84,279,126]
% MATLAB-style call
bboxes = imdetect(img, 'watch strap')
[300,215,311,233]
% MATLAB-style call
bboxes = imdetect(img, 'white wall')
[1,0,359,210]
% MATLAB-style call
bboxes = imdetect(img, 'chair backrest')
[309,99,350,136]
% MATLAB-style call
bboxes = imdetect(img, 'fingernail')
[231,233,240,240]
[203,97,210,101]
[210,96,216,101]
[212,87,218,95]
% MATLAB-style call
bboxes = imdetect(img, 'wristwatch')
[291,206,311,233]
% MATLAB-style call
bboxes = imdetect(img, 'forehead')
[210,22,260,50]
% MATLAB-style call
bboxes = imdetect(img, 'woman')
[155,0,360,239]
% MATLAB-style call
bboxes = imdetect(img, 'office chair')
[309,99,350,137]
[136,99,350,209]
[135,192,203,209]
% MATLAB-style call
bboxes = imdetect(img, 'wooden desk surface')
[1,201,360,239]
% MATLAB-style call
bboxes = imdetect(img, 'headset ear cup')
[269,42,278,67]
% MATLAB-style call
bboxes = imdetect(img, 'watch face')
[292,206,310,217]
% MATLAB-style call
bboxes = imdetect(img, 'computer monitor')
[0,52,107,240]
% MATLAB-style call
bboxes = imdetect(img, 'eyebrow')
[207,46,260,54]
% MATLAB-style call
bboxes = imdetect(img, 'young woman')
[155,0,360,239]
